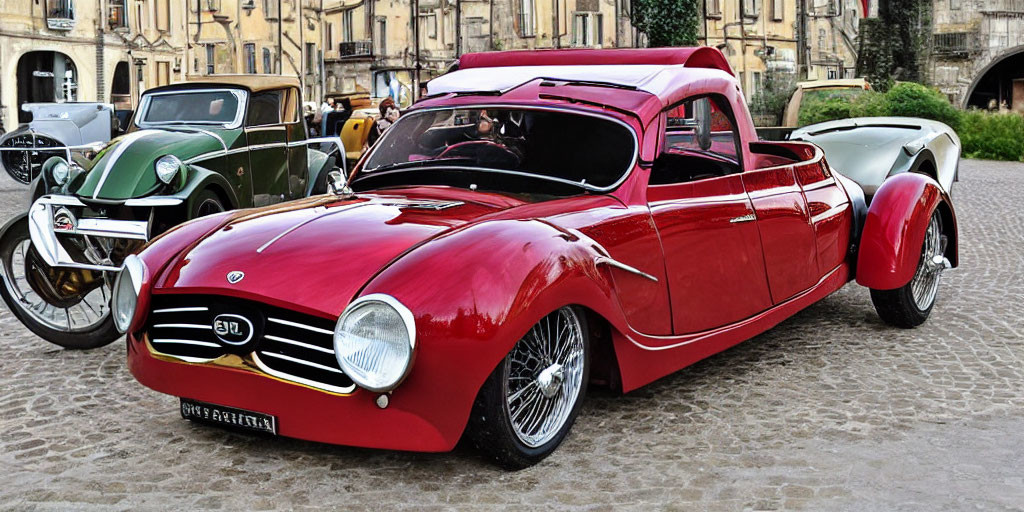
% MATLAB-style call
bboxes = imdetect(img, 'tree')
[629,0,701,47]
[857,0,930,90]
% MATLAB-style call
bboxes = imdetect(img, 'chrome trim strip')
[358,104,639,193]
[251,353,356,394]
[151,339,221,348]
[93,129,163,199]
[267,317,334,336]
[73,218,149,239]
[622,264,844,351]
[152,323,212,330]
[264,334,335,355]
[256,203,367,253]
[152,307,209,314]
[258,351,344,373]
[594,256,659,282]
[729,213,756,223]
[123,197,185,207]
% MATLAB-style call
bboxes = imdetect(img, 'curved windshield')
[138,89,245,127]
[356,107,636,194]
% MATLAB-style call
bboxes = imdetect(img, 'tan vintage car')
[782,78,873,127]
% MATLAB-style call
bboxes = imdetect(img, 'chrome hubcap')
[911,213,947,311]
[503,307,585,448]
[1,237,110,332]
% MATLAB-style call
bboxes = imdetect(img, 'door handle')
[729,212,756,223]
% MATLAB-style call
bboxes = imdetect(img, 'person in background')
[366,98,400,147]
[319,97,335,136]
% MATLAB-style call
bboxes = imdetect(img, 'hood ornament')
[226,271,245,284]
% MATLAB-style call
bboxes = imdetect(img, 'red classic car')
[118,47,957,468]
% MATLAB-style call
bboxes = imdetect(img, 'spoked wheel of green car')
[0,217,119,349]
[468,306,589,469]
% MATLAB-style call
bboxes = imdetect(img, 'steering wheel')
[438,140,521,168]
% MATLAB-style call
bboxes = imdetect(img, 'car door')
[245,88,289,206]
[647,96,773,334]
[742,156,820,303]
[282,87,308,199]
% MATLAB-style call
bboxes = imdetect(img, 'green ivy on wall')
[856,0,931,91]
[629,0,701,47]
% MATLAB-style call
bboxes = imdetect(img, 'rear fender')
[856,173,958,290]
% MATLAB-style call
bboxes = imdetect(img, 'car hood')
[156,191,520,316]
[74,128,232,200]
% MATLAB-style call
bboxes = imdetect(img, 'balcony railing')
[932,32,974,58]
[339,41,373,58]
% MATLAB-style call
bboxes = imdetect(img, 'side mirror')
[326,168,353,197]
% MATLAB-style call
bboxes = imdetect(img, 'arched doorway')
[965,46,1024,111]
[16,51,78,123]
[111,61,132,110]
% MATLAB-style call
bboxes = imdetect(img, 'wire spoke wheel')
[0,217,118,348]
[1,238,110,333]
[502,307,586,448]
[869,209,949,329]
[910,213,944,311]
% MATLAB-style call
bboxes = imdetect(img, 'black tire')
[467,306,590,469]
[0,217,119,349]
[870,210,945,328]
[191,189,225,219]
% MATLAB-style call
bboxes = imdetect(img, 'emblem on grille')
[212,314,254,345]
[52,207,77,232]
[226,270,245,284]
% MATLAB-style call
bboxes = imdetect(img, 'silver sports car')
[791,117,959,198]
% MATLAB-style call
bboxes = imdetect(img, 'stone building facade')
[930,0,1024,109]
[0,0,190,129]
[0,0,323,131]
[700,0,866,98]
[321,0,633,106]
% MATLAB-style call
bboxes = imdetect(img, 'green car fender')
[175,164,241,213]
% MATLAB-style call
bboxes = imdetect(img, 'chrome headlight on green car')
[155,155,185,186]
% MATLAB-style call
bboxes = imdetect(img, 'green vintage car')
[0,75,345,349]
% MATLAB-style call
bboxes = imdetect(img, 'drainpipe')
[456,0,462,57]
[414,0,421,99]
[278,0,284,74]
[488,0,493,50]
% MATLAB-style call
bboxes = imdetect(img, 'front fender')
[358,219,623,450]
[856,172,958,290]
[179,165,241,211]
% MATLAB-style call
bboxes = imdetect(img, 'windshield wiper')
[364,157,476,173]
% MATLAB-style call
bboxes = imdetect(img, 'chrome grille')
[146,295,354,393]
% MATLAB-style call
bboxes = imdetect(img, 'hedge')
[798,82,1024,161]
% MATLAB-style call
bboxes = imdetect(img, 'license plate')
[180,398,277,435]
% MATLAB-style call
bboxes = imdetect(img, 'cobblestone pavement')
[1,160,1023,511]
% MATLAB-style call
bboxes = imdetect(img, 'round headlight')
[51,160,70,185]
[154,155,183,185]
[112,255,146,333]
[333,294,416,392]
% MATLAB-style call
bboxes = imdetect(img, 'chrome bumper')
[28,195,155,272]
